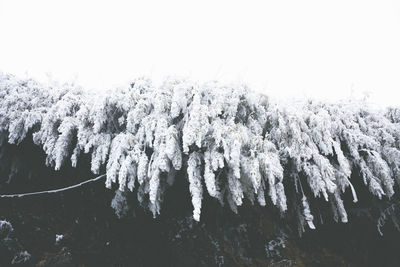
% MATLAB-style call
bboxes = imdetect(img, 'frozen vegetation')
[1,72,400,234]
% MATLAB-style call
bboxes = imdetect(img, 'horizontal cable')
[0,174,106,198]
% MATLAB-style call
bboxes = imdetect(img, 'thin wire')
[0,174,106,198]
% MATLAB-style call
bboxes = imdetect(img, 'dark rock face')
[1,137,400,267]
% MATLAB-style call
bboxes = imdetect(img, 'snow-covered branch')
[0,174,106,198]
[1,72,400,232]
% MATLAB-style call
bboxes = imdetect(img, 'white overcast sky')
[1,0,400,106]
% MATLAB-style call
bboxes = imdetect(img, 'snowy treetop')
[1,73,400,231]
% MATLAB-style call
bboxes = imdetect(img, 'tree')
[1,72,400,233]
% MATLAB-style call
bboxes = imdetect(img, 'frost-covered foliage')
[1,73,400,232]
[111,189,130,218]
[0,220,31,265]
